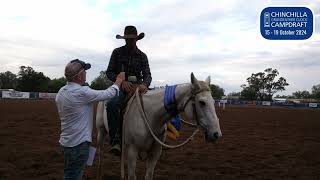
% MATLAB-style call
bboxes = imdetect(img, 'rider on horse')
[106,25,152,156]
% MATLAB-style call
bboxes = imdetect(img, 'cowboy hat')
[116,25,145,40]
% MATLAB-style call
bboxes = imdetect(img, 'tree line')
[0,66,319,100]
[0,66,111,93]
[228,68,320,100]
[0,66,225,97]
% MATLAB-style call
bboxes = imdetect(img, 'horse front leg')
[145,143,162,180]
[127,145,138,180]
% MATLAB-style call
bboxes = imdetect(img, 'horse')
[96,73,222,180]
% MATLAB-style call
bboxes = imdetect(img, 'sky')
[0,0,319,95]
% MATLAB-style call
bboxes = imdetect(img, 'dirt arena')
[0,99,320,180]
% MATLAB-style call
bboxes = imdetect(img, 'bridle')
[164,85,209,126]
[137,85,210,149]
[181,88,210,127]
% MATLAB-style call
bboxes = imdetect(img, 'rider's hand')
[122,81,134,93]
[138,84,148,94]
[114,72,125,88]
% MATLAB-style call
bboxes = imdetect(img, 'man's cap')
[116,25,144,40]
[64,59,91,80]
[70,59,91,70]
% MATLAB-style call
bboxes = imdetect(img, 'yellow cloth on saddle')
[166,122,180,140]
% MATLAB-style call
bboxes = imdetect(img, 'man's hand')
[122,81,135,93]
[138,84,148,94]
[114,72,125,88]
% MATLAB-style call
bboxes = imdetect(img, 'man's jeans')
[106,90,126,146]
[61,141,90,180]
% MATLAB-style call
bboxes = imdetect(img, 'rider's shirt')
[106,46,152,87]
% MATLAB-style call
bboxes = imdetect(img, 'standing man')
[56,59,125,180]
[106,25,152,155]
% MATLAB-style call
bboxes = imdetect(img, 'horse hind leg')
[96,101,109,180]
[97,127,107,180]
[97,126,108,147]
[97,145,102,180]
[127,145,138,180]
[145,144,162,180]
[97,110,108,180]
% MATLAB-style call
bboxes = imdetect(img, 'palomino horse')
[96,73,222,180]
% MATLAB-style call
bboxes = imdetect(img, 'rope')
[181,118,197,127]
[137,91,200,149]
[120,91,138,180]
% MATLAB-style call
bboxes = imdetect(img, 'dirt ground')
[0,99,320,180]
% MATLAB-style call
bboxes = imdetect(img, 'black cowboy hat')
[116,25,144,40]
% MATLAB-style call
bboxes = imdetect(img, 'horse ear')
[205,76,211,85]
[191,72,198,84]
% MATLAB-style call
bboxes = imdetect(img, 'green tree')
[228,92,241,97]
[90,71,113,90]
[48,77,67,93]
[209,84,224,99]
[292,90,311,99]
[240,84,257,100]
[311,84,320,99]
[0,71,18,89]
[241,68,289,101]
[275,94,289,98]
[16,66,51,92]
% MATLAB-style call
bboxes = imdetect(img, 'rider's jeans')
[106,90,126,146]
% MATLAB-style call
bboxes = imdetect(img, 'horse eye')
[199,101,206,106]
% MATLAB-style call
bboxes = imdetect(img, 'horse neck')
[143,84,193,128]
[175,83,193,113]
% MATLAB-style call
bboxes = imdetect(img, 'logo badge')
[260,7,313,40]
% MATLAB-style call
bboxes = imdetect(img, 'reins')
[137,88,207,149]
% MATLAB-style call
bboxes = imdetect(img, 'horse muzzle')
[204,130,222,142]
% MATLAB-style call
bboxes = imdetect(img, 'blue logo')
[260,7,313,40]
